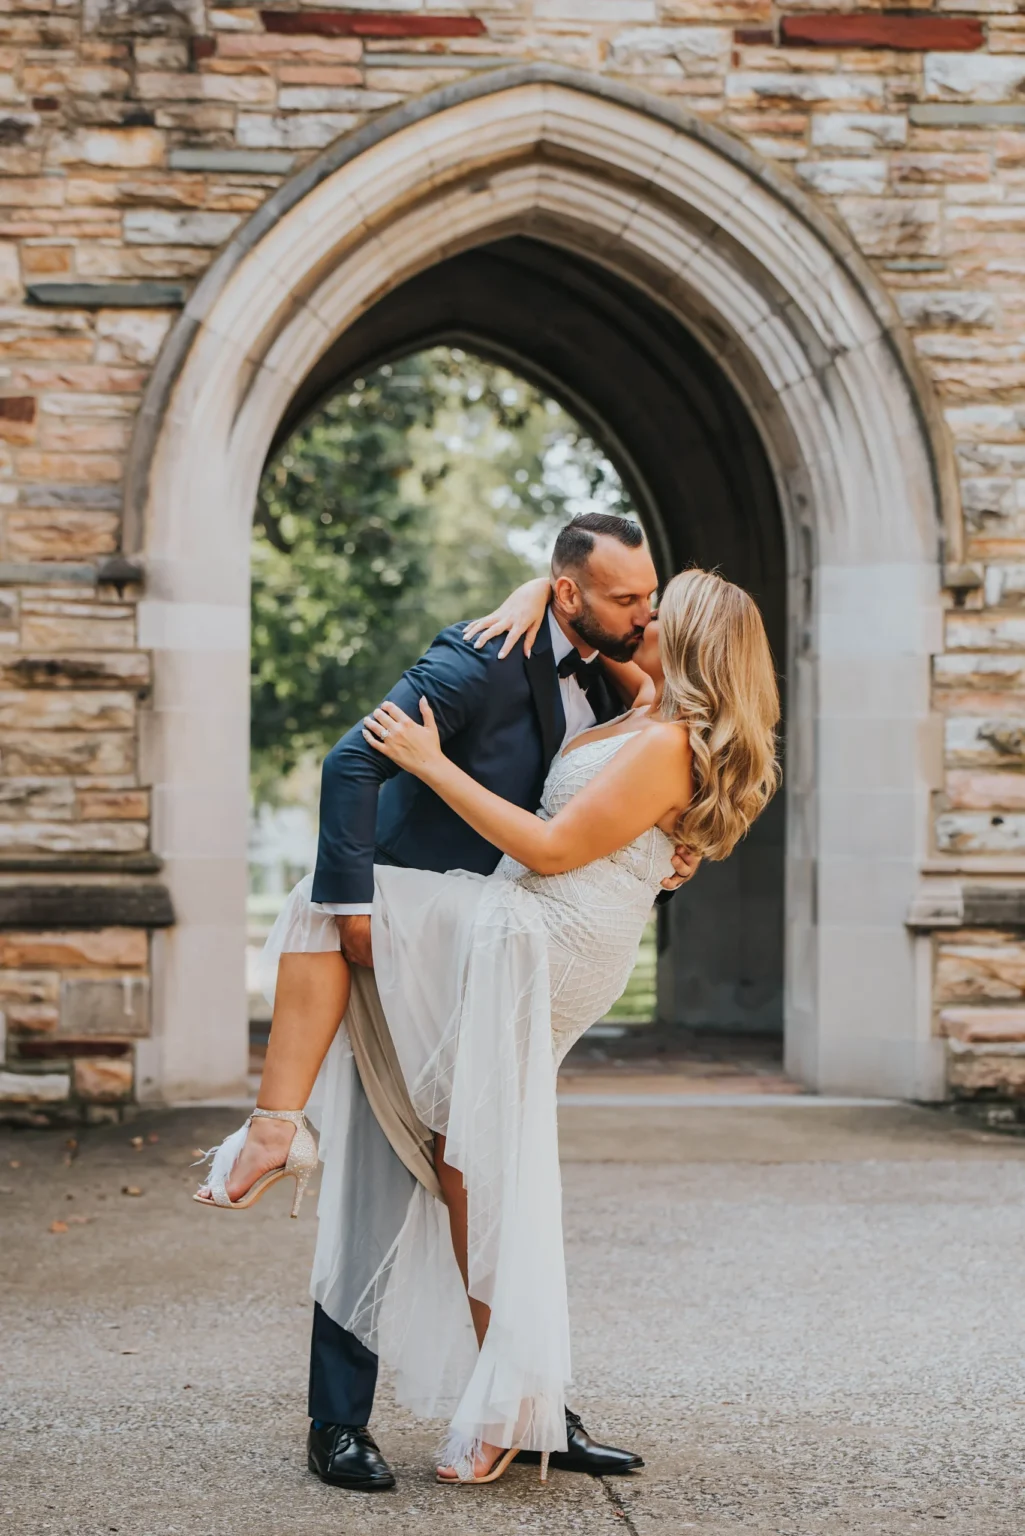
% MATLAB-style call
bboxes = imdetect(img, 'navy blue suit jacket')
[311,613,622,905]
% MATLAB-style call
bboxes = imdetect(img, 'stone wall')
[1,0,1024,1112]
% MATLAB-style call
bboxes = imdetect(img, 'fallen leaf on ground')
[147,1133,159,1143]
[9,1160,20,1169]
[49,1220,68,1234]
[120,1349,138,1356]
[66,1215,92,1226]
[130,1136,144,1150]
[121,1186,142,1197]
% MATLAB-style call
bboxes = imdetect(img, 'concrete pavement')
[2,1101,1024,1535]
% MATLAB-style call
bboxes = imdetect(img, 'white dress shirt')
[318,611,599,916]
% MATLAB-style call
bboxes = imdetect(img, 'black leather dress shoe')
[519,1407,644,1475]
[307,1422,396,1490]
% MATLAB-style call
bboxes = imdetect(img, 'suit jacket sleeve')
[311,625,493,905]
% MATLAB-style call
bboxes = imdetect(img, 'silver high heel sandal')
[193,1108,317,1218]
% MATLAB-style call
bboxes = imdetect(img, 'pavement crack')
[599,1476,641,1534]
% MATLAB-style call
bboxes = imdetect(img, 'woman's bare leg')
[434,1132,506,1478]
[198,951,351,1202]
[434,1131,491,1347]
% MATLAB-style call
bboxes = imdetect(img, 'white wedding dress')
[261,731,675,1463]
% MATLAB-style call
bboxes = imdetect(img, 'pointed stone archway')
[126,65,955,1104]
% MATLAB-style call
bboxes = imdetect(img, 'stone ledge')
[26,282,187,309]
[910,105,1025,128]
[0,883,174,929]
[169,149,295,174]
[907,884,1025,931]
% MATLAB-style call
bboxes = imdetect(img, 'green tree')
[251,347,634,803]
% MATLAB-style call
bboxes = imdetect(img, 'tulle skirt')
[260,867,571,1460]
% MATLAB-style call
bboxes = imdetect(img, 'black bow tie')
[556,648,597,683]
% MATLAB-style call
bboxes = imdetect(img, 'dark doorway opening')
[270,235,787,1051]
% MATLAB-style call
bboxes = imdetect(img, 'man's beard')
[570,600,648,663]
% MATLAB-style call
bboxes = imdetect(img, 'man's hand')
[335,913,373,968]
[661,846,701,892]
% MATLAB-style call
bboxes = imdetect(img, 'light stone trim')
[135,70,946,1102]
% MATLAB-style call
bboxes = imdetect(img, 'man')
[297,513,697,1489]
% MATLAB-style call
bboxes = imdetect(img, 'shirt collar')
[548,608,597,668]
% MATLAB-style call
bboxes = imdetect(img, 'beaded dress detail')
[493,732,676,1062]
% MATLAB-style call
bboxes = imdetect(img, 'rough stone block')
[896,290,997,329]
[946,613,1025,652]
[0,652,150,690]
[0,820,148,855]
[945,715,1025,765]
[0,929,147,968]
[76,788,148,821]
[798,158,887,195]
[0,731,135,776]
[123,210,244,248]
[935,810,1025,854]
[0,1068,69,1101]
[946,768,1025,811]
[60,974,149,1037]
[0,777,75,820]
[948,1049,1025,1097]
[73,1054,133,1100]
[47,127,165,170]
[4,1001,59,1033]
[0,689,135,731]
[937,944,1025,1005]
[0,970,59,1004]
[836,197,941,258]
[727,71,884,104]
[925,53,1025,103]
[19,612,136,651]
[607,26,731,75]
[6,512,120,561]
[810,112,906,149]
[236,112,359,149]
[276,86,401,111]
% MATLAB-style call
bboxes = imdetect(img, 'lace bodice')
[494,731,676,1059]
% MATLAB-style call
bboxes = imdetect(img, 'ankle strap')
[252,1108,308,1128]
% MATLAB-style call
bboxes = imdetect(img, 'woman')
[197,568,780,1486]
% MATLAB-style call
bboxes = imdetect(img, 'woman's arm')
[601,657,656,710]
[463,576,551,658]
[363,699,690,876]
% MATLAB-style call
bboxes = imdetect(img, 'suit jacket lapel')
[526,610,565,768]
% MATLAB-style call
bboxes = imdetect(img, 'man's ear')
[552,573,581,614]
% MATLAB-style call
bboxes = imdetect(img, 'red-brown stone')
[0,396,36,423]
[260,11,487,39]
[779,14,984,51]
[192,37,216,62]
[734,27,775,46]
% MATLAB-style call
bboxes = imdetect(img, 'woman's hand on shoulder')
[363,697,444,780]
[462,576,551,659]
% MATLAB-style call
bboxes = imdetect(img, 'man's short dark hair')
[551,513,644,576]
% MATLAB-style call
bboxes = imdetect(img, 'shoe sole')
[309,1464,396,1491]
[518,1454,644,1475]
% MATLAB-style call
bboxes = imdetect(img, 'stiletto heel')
[540,1451,550,1484]
[193,1108,318,1215]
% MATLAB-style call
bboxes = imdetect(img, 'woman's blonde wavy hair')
[657,568,781,862]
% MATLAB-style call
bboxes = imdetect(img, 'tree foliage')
[251,347,634,802]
